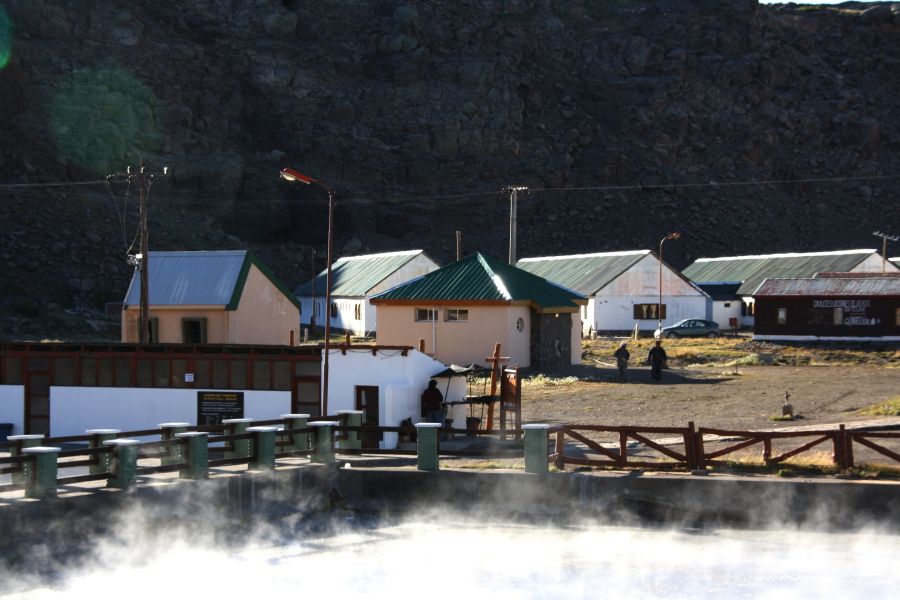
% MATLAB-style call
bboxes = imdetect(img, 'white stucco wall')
[325,348,464,448]
[49,387,290,438]
[852,254,900,273]
[0,385,24,437]
[711,300,743,331]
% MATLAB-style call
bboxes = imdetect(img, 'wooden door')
[354,385,381,449]
[25,371,50,435]
[294,376,321,418]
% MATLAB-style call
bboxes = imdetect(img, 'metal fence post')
[247,426,278,470]
[86,429,121,475]
[281,413,310,453]
[105,439,140,489]
[7,434,44,486]
[222,418,253,459]
[175,432,208,480]
[337,410,364,450]
[415,423,441,472]
[523,424,550,474]
[309,421,338,464]
[22,446,60,499]
[159,422,191,466]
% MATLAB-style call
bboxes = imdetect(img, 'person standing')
[613,341,630,381]
[648,340,667,382]
[421,379,444,424]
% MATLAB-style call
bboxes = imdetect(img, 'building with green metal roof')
[682,249,898,328]
[370,253,586,370]
[122,250,300,345]
[517,250,710,336]
[294,249,439,337]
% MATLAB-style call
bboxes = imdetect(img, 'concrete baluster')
[104,439,141,489]
[309,421,338,464]
[22,446,60,499]
[7,434,44,486]
[415,423,441,472]
[159,422,191,466]
[281,414,310,453]
[247,426,278,470]
[175,431,209,480]
[222,418,254,459]
[337,410,364,451]
[86,429,121,475]
[523,424,550,474]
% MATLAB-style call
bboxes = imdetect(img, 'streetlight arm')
[280,168,333,194]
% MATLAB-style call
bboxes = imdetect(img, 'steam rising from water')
[5,517,899,599]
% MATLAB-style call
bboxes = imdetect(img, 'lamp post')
[658,232,681,337]
[280,167,334,417]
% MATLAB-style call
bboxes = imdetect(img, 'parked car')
[654,319,720,339]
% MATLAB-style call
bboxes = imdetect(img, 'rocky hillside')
[1,0,899,340]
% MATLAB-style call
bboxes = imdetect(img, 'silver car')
[654,319,720,339]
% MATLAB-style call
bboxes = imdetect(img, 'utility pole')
[506,186,527,265]
[873,231,898,273]
[108,161,168,344]
[310,248,317,332]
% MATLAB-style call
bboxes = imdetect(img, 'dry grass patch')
[856,396,900,417]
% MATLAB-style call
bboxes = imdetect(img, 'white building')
[516,250,710,336]
[295,250,439,337]
[683,249,900,328]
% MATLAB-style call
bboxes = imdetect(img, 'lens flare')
[49,68,161,174]
[0,6,12,71]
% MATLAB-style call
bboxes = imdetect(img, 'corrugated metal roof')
[124,251,247,306]
[516,251,648,294]
[682,249,880,296]
[295,250,429,297]
[755,277,900,296]
[123,250,299,309]
[370,253,586,312]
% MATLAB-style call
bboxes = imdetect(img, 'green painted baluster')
[309,421,338,464]
[222,418,253,459]
[337,410,363,451]
[281,414,310,453]
[415,423,441,472]
[8,434,44,486]
[175,432,208,480]
[86,429,121,475]
[22,446,60,499]
[523,424,550,474]
[159,422,190,466]
[105,439,140,489]
[247,426,278,470]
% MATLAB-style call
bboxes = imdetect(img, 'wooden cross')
[484,343,510,430]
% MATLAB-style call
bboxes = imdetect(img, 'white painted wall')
[0,385,24,437]
[853,254,900,273]
[711,300,743,331]
[325,348,463,448]
[49,387,290,438]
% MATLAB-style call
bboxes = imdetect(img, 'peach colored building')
[122,251,300,346]
[371,253,586,370]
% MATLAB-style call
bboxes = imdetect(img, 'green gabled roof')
[682,249,882,296]
[295,250,432,297]
[516,251,650,295]
[370,253,586,312]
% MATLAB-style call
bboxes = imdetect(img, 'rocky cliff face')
[0,0,898,339]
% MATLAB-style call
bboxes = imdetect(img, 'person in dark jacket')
[613,342,630,381]
[648,340,667,382]
[421,379,444,424]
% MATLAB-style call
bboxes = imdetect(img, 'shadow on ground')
[525,364,733,386]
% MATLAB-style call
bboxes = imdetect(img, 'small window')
[633,304,665,320]
[777,307,787,325]
[415,308,437,322]
[330,302,338,318]
[833,307,844,326]
[516,317,525,332]
[723,302,731,308]
[895,307,900,326]
[147,317,159,343]
[181,318,207,344]
[354,303,362,320]
[446,309,468,322]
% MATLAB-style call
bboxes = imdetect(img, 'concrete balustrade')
[247,426,279,470]
[86,429,121,475]
[175,432,208,480]
[281,414,310,453]
[337,410,364,450]
[523,424,551,474]
[22,447,61,499]
[7,434,44,485]
[222,418,254,459]
[104,439,141,489]
[309,421,338,464]
[415,423,441,472]
[159,422,191,466]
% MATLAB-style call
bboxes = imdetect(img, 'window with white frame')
[833,307,844,326]
[777,307,787,325]
[415,308,437,322]
[445,309,469,322]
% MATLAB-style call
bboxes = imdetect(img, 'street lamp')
[280,167,334,417]
[658,232,681,337]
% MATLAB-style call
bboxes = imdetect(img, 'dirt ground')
[520,364,900,431]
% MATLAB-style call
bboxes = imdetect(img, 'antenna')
[873,231,899,273]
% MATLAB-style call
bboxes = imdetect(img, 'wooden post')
[619,430,628,467]
[484,343,509,431]
[418,338,426,353]
[554,429,565,470]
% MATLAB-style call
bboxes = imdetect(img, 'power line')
[0,179,109,189]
